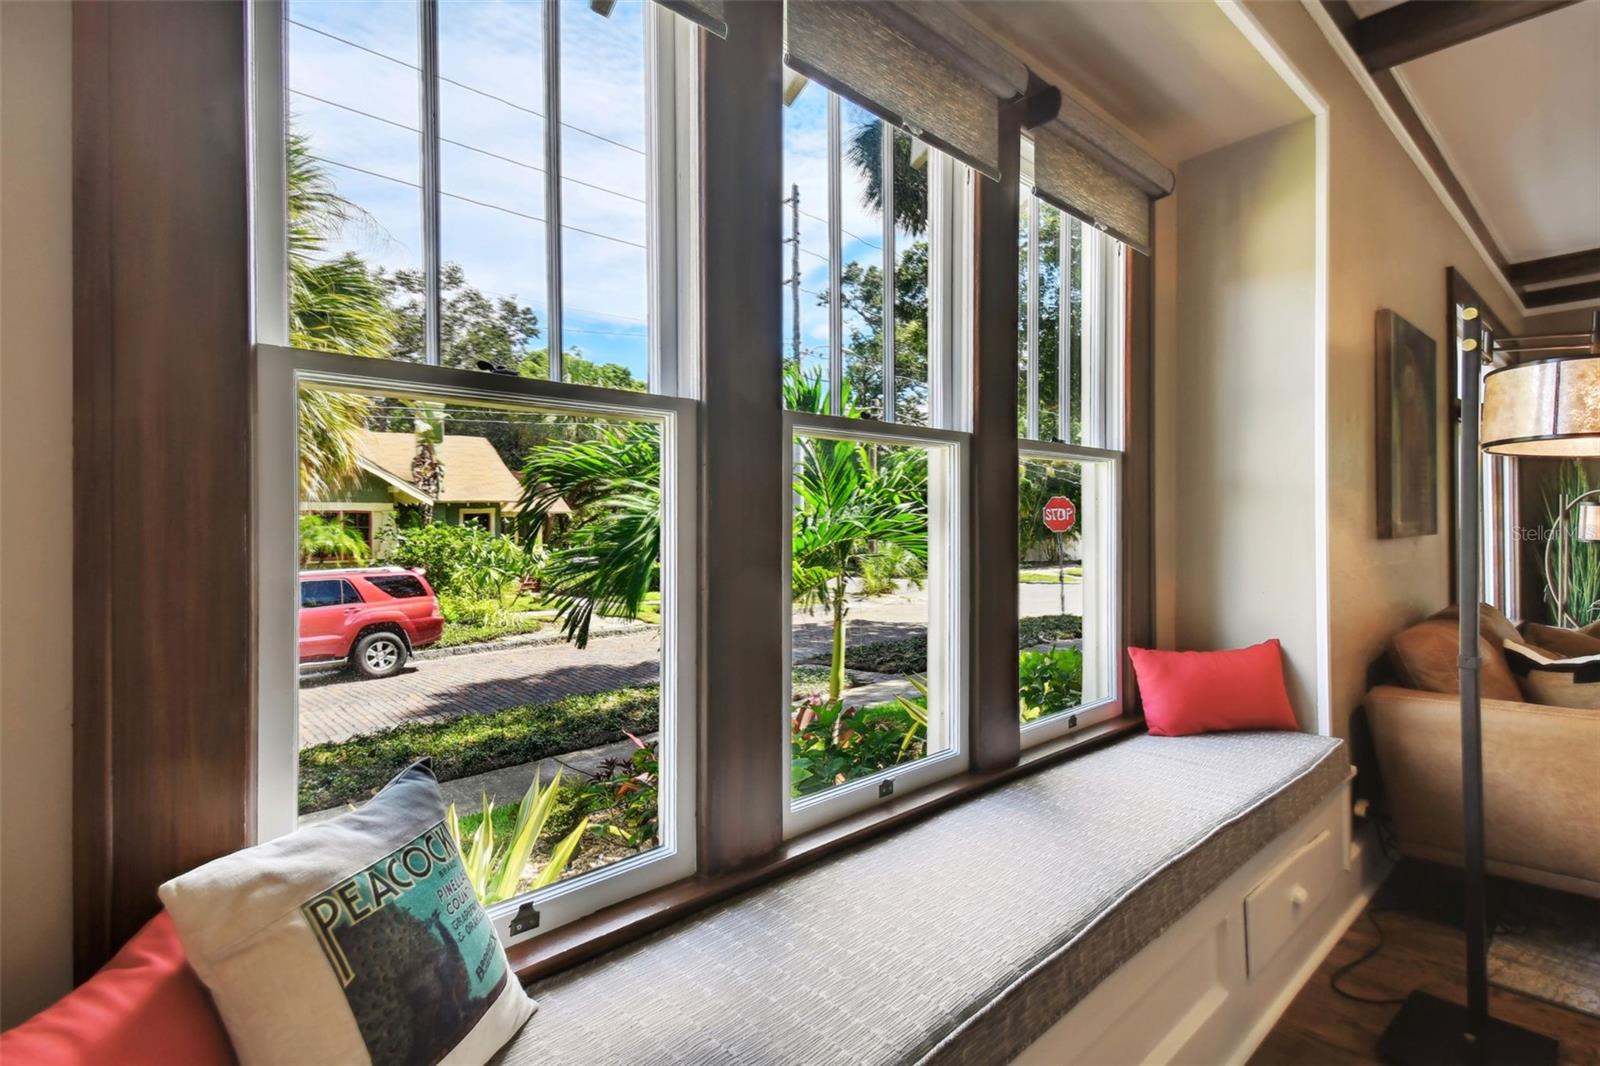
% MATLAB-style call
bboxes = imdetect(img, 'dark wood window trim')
[72,0,1157,980]
[73,0,256,979]
[697,0,786,874]
[968,99,1025,773]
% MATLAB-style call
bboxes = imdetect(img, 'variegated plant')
[446,768,589,905]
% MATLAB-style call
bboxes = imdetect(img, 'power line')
[288,18,646,157]
[310,154,647,250]
[798,207,880,251]
[290,88,646,205]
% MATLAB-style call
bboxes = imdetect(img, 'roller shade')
[1031,94,1175,255]
[592,0,727,39]
[783,1,1025,181]
[658,0,727,39]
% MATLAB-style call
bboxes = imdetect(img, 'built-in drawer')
[1243,827,1339,977]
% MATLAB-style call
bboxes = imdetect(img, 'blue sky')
[289,0,650,375]
[287,0,904,384]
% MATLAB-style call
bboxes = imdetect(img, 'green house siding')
[320,470,394,505]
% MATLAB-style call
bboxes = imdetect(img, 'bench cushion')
[498,731,1347,1066]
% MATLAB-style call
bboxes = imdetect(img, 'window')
[459,508,496,533]
[1016,136,1127,745]
[780,77,962,426]
[367,573,428,599]
[281,0,673,389]
[258,0,697,944]
[780,76,971,832]
[301,579,346,609]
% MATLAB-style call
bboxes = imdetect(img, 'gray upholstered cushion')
[496,731,1347,1066]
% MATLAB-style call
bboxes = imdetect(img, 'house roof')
[354,431,569,513]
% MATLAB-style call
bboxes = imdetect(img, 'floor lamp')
[1375,307,1598,1064]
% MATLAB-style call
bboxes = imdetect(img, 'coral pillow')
[1129,640,1300,737]
[0,910,235,1065]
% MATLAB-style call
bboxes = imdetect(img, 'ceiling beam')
[1353,0,1582,70]
[1507,248,1600,287]
[1521,279,1600,309]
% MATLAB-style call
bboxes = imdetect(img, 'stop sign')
[1041,496,1076,534]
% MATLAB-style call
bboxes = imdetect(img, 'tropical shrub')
[577,733,659,851]
[1019,647,1084,723]
[790,692,926,797]
[858,541,927,596]
[388,521,541,606]
[446,769,589,906]
[298,513,371,567]
[831,614,1083,675]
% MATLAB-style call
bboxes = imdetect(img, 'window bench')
[496,732,1350,1066]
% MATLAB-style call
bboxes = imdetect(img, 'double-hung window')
[254,0,698,943]
[1016,135,1126,746]
[779,74,972,834]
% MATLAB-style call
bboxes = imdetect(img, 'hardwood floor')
[1250,903,1600,1065]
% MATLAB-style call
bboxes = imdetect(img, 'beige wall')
[1246,1,1526,738]
[1,0,75,1026]
[1170,120,1321,728]
[1154,2,1547,739]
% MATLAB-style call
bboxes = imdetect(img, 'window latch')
[509,902,540,937]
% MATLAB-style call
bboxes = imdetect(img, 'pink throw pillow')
[0,910,235,1065]
[1128,640,1300,737]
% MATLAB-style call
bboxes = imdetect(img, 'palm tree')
[286,129,397,499]
[516,423,662,648]
[787,367,928,700]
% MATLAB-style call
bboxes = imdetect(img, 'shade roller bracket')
[1020,81,1061,132]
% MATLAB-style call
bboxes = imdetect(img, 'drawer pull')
[1289,885,1309,908]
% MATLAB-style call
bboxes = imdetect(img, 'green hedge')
[833,614,1083,674]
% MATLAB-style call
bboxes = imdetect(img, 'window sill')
[505,713,1146,982]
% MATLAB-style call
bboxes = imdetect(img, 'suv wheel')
[352,631,407,679]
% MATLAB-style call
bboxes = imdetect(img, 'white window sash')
[255,344,699,941]
[1018,440,1123,748]
[780,411,970,837]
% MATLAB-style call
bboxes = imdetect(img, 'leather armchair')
[1364,685,1600,898]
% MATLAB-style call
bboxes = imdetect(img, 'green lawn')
[436,614,545,648]
[299,685,659,813]
[1018,567,1083,584]
[305,656,844,806]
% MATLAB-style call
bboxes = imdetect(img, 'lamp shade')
[1481,356,1600,456]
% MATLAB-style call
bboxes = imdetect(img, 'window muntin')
[1018,453,1119,740]
[283,0,671,390]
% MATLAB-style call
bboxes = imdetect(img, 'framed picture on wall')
[1376,309,1439,539]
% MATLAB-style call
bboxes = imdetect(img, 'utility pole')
[784,182,801,366]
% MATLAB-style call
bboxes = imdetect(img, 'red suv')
[299,568,445,679]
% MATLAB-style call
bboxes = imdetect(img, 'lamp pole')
[1376,308,1557,1064]
[1458,319,1489,1043]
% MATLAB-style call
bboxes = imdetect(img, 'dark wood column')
[697,0,785,873]
[968,102,1023,773]
[73,0,254,978]
[1123,248,1154,707]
